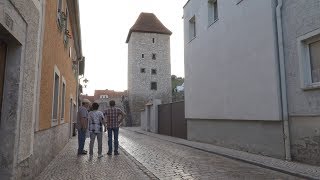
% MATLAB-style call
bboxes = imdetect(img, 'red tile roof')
[126,13,172,43]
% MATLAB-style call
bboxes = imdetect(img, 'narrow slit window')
[152,53,156,60]
[189,16,196,40]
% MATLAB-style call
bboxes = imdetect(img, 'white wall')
[184,0,281,120]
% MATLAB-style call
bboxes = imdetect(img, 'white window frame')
[208,0,218,26]
[57,0,63,26]
[189,16,196,42]
[52,65,60,127]
[297,28,320,90]
[60,76,66,123]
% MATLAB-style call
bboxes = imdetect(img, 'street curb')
[122,127,320,180]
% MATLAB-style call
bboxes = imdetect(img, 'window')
[64,7,69,45]
[100,95,108,99]
[208,0,218,25]
[142,54,144,58]
[52,66,60,126]
[152,38,155,43]
[297,29,320,89]
[69,47,72,58]
[152,53,156,60]
[57,0,63,13]
[189,16,196,41]
[60,77,66,123]
[151,82,157,90]
[151,69,157,75]
[309,40,320,83]
[140,68,146,73]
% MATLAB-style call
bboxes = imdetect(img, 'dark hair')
[91,102,99,110]
[82,102,86,106]
[109,100,115,107]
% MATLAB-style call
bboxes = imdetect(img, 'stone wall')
[128,32,172,125]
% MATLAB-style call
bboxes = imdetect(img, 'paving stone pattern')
[36,135,153,180]
[119,129,302,180]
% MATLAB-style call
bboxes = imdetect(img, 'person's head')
[109,100,115,107]
[91,102,99,111]
[82,99,91,108]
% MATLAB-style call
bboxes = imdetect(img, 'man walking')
[104,100,126,155]
[77,99,91,155]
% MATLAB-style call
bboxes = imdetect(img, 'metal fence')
[158,101,187,139]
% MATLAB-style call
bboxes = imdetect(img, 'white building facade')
[184,0,320,165]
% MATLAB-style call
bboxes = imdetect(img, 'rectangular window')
[309,40,320,83]
[142,54,144,58]
[297,29,320,89]
[189,16,196,41]
[52,69,60,126]
[152,38,155,43]
[152,53,156,60]
[151,82,157,90]
[151,69,157,75]
[60,79,66,123]
[208,0,218,25]
[57,0,63,12]
[140,68,146,73]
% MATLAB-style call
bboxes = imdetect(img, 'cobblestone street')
[36,128,303,180]
[119,129,302,180]
[36,135,154,180]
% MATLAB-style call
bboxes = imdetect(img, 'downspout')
[276,0,291,161]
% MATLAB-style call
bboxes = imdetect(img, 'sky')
[79,0,188,95]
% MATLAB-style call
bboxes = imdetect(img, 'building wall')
[184,0,281,121]
[187,119,285,158]
[281,0,320,165]
[0,0,40,179]
[39,0,77,130]
[183,0,285,158]
[128,32,172,125]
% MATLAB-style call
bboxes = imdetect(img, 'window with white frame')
[298,29,320,89]
[52,66,60,126]
[189,16,196,41]
[60,77,66,123]
[208,0,218,25]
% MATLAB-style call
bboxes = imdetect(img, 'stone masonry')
[127,13,172,126]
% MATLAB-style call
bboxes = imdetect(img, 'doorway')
[0,41,7,121]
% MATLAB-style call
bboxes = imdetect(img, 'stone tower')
[126,12,172,126]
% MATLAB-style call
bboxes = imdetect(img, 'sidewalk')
[123,127,320,180]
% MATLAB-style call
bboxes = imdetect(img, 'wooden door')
[0,41,7,117]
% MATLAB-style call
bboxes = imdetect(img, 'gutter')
[276,0,291,161]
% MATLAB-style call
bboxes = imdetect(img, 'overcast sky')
[79,0,188,95]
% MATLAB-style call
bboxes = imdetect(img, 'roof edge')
[126,30,172,43]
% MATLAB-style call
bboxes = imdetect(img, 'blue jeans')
[78,129,86,154]
[107,127,119,153]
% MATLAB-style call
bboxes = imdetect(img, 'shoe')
[77,151,87,155]
[83,150,88,153]
[98,154,103,158]
[114,151,119,155]
[107,152,112,155]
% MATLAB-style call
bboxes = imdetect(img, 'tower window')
[151,69,157,75]
[142,54,144,58]
[140,68,146,73]
[152,53,156,60]
[151,82,157,90]
[152,38,155,43]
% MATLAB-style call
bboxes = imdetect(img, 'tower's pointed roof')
[126,13,172,43]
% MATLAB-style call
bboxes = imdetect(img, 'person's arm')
[118,109,127,125]
[100,112,107,132]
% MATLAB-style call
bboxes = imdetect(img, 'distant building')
[81,89,126,111]
[126,12,172,126]
[183,0,320,166]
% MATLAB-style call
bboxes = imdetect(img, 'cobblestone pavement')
[36,134,155,180]
[119,129,302,180]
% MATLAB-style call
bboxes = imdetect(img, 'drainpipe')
[276,0,291,161]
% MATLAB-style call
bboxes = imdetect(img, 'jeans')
[107,127,119,153]
[77,129,86,154]
[89,132,103,155]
